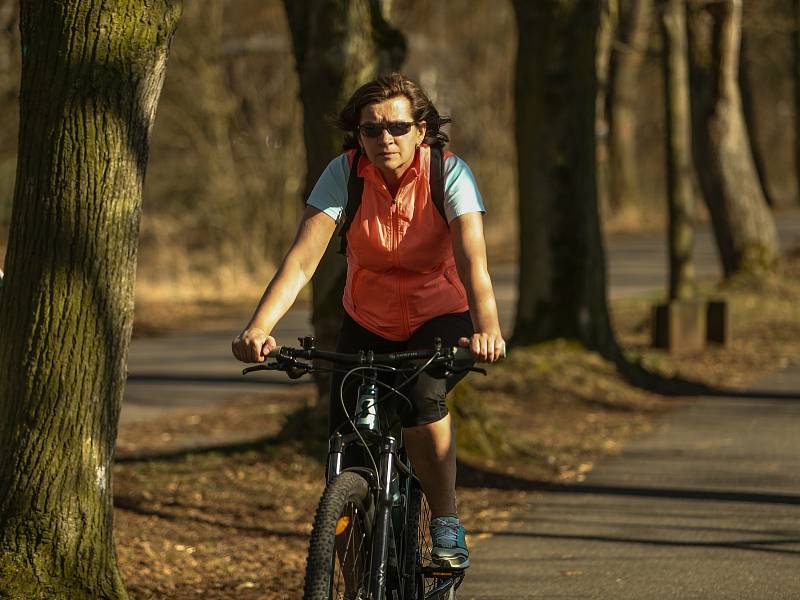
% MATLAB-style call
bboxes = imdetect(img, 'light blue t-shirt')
[306,152,486,224]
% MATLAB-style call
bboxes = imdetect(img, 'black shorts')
[329,311,474,435]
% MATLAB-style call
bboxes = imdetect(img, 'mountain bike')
[243,335,484,600]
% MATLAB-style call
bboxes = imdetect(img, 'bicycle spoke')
[330,502,369,599]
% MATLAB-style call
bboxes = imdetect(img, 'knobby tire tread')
[402,480,424,600]
[303,471,372,600]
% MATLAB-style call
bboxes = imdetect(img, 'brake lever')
[285,364,311,379]
[447,366,487,376]
[242,361,282,375]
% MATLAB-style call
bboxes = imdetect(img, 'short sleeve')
[306,153,349,223]
[443,155,486,223]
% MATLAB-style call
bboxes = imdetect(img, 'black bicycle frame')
[327,430,402,600]
[246,340,476,600]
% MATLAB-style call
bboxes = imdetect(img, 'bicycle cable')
[336,354,441,488]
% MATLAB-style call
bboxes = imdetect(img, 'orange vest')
[342,145,469,341]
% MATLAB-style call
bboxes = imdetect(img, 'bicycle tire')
[402,478,424,599]
[402,480,462,600]
[304,471,375,600]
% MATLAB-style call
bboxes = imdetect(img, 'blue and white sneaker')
[430,516,470,570]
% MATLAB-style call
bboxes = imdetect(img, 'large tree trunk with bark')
[283,0,405,407]
[793,0,800,205]
[661,0,696,300]
[687,0,779,278]
[0,2,181,598]
[609,0,653,212]
[596,0,618,216]
[739,31,774,207]
[511,1,620,360]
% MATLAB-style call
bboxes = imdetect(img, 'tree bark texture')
[739,31,774,207]
[687,0,779,278]
[793,0,800,205]
[0,2,181,598]
[283,0,405,407]
[596,0,618,216]
[511,1,620,359]
[661,0,696,300]
[609,0,654,211]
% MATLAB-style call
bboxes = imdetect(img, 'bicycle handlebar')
[242,343,479,377]
[266,345,473,365]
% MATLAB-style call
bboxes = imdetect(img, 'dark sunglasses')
[358,121,415,138]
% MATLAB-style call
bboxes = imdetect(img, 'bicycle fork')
[325,433,399,600]
[369,436,397,600]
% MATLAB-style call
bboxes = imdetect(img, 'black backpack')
[337,145,448,255]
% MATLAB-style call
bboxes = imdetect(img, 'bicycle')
[243,335,485,600]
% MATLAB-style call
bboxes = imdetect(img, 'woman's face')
[358,96,426,187]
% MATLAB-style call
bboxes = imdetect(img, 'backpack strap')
[429,144,448,226]
[339,145,448,255]
[338,148,364,255]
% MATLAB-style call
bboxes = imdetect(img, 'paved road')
[460,364,800,599]
[122,211,800,423]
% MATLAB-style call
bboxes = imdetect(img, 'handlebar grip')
[266,346,283,358]
[452,346,474,361]
[451,345,506,361]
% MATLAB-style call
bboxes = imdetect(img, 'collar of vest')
[355,144,427,182]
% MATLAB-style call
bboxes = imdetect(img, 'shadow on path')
[456,462,800,506]
[607,350,800,403]
[113,495,308,539]
[127,373,308,386]
[470,528,800,557]
[116,405,328,464]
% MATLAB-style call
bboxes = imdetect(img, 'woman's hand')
[232,327,277,363]
[458,332,506,363]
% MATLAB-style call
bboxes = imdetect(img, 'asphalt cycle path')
[122,211,800,424]
[459,363,800,600]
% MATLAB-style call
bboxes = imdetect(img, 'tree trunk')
[661,0,696,300]
[0,2,181,598]
[596,0,618,217]
[511,1,620,359]
[793,0,800,206]
[687,0,779,278]
[283,0,405,407]
[739,31,774,207]
[609,0,654,212]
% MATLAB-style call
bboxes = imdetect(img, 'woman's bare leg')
[403,414,457,517]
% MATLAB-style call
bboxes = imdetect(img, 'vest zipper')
[391,194,411,338]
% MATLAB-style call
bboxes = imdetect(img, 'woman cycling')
[232,73,505,570]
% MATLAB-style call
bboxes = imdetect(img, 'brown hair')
[336,73,452,150]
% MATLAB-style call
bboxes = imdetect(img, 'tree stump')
[652,300,707,355]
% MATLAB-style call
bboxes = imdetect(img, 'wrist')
[244,324,269,336]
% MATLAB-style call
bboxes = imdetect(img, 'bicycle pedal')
[423,565,467,578]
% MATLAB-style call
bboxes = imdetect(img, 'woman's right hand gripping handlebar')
[232,326,277,363]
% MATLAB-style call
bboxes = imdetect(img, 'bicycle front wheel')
[304,471,375,600]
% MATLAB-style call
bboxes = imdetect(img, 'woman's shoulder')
[306,153,351,216]
[317,152,351,185]
[441,152,477,185]
[437,150,485,219]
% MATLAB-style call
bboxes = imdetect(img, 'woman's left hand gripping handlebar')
[232,326,277,363]
[458,331,506,363]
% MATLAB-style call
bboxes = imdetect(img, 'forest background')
[0,0,796,299]
[1,0,800,598]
